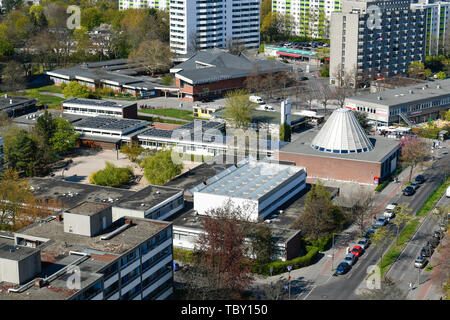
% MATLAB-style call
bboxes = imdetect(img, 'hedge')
[173,248,196,264]
[253,246,320,276]
[304,234,333,252]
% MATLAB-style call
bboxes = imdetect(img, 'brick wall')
[278,152,381,185]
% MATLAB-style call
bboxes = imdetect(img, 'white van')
[249,95,265,104]
[446,185,450,198]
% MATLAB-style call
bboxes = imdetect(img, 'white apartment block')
[272,0,342,38]
[119,0,169,10]
[169,0,260,54]
[412,0,450,56]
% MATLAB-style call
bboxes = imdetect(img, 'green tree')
[81,7,104,31]
[400,136,430,182]
[35,110,56,145]
[89,161,134,187]
[63,81,95,99]
[161,74,173,86]
[353,111,372,133]
[29,5,48,30]
[436,71,446,80]
[0,25,14,56]
[223,89,256,129]
[392,203,413,245]
[49,117,79,154]
[279,123,291,142]
[246,223,274,267]
[372,227,394,263]
[120,141,144,162]
[4,129,40,176]
[141,149,182,185]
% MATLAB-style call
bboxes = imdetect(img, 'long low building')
[345,79,450,126]
[0,95,38,118]
[62,98,138,119]
[171,49,292,101]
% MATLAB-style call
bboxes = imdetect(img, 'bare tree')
[315,81,333,115]
[347,189,374,236]
[187,30,201,53]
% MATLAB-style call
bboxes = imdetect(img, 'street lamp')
[287,265,292,300]
[62,168,68,179]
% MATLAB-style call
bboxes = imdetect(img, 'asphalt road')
[302,147,450,300]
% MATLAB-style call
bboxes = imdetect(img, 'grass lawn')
[36,85,64,94]
[139,108,199,121]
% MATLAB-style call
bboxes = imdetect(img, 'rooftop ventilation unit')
[437,85,441,89]
[377,96,382,100]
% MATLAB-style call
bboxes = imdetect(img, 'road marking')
[302,285,316,300]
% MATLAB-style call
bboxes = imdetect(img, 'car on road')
[420,245,434,257]
[375,216,389,227]
[428,237,440,248]
[433,230,442,240]
[384,203,397,219]
[357,238,370,250]
[351,245,364,258]
[415,174,425,184]
[410,181,420,191]
[343,252,357,266]
[299,76,309,81]
[264,104,275,111]
[414,256,428,268]
[403,186,415,196]
[336,262,351,275]
[365,228,376,238]
[439,222,448,232]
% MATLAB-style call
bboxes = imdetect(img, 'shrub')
[304,234,333,251]
[162,74,173,86]
[89,161,133,187]
[173,248,196,264]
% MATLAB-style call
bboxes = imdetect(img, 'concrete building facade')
[169,0,260,54]
[119,0,170,10]
[330,0,427,86]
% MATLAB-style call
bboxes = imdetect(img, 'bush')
[162,74,173,86]
[173,248,196,264]
[89,161,133,187]
[304,234,333,252]
[253,246,320,276]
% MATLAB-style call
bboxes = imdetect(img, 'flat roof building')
[0,204,174,300]
[62,98,138,119]
[0,94,38,118]
[345,79,450,125]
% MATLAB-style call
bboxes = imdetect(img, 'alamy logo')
[66,265,81,290]
[366,265,381,290]
[66,5,81,30]
[366,5,382,30]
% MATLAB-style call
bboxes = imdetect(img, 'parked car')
[383,204,397,219]
[428,237,440,248]
[173,261,180,271]
[249,95,265,104]
[264,104,275,111]
[351,245,364,258]
[343,252,357,266]
[410,181,420,191]
[375,216,389,227]
[439,222,448,232]
[299,76,309,81]
[420,245,434,257]
[357,238,370,250]
[403,186,415,196]
[434,230,442,240]
[365,228,376,238]
[336,262,351,275]
[414,256,428,268]
[415,174,425,184]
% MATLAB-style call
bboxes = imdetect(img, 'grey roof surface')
[0,95,37,109]
[114,185,183,212]
[63,98,136,108]
[175,49,292,84]
[66,201,111,216]
[311,108,374,154]
[28,178,136,209]
[280,128,400,163]
[0,216,170,300]
[74,117,148,132]
[194,159,304,200]
[0,239,40,261]
[346,79,450,107]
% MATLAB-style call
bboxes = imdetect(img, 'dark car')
[428,237,440,248]
[403,186,415,196]
[336,262,351,275]
[415,174,425,184]
[299,76,309,81]
[434,230,442,240]
[420,245,434,257]
[201,97,213,103]
[410,181,420,190]
[365,228,376,238]
[173,261,180,271]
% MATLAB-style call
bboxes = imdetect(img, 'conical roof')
[311,108,374,154]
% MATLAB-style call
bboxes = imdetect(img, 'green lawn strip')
[35,85,64,94]
[137,115,188,124]
[139,108,199,121]
[416,177,450,217]
[379,219,420,276]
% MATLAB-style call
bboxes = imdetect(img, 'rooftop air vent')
[377,96,382,100]
[437,85,441,89]
[409,90,413,94]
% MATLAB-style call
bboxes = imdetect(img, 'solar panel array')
[198,161,301,200]
[67,98,125,108]
[138,128,174,138]
[76,117,145,132]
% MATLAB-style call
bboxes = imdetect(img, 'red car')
[351,245,363,258]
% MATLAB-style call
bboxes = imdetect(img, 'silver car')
[357,238,370,250]
[343,252,357,266]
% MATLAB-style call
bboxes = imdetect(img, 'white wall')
[194,193,259,221]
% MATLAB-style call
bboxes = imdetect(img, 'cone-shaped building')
[311,108,374,154]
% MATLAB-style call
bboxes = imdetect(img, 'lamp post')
[287,265,292,300]
[62,168,68,179]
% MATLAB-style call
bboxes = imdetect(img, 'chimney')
[409,90,413,94]
[34,278,45,288]
[55,214,63,222]
[125,218,132,225]
[437,85,441,89]
[377,96,382,100]
[9,99,12,104]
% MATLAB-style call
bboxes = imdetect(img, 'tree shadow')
[63,175,87,183]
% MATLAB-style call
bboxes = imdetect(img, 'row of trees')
[3,110,79,176]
